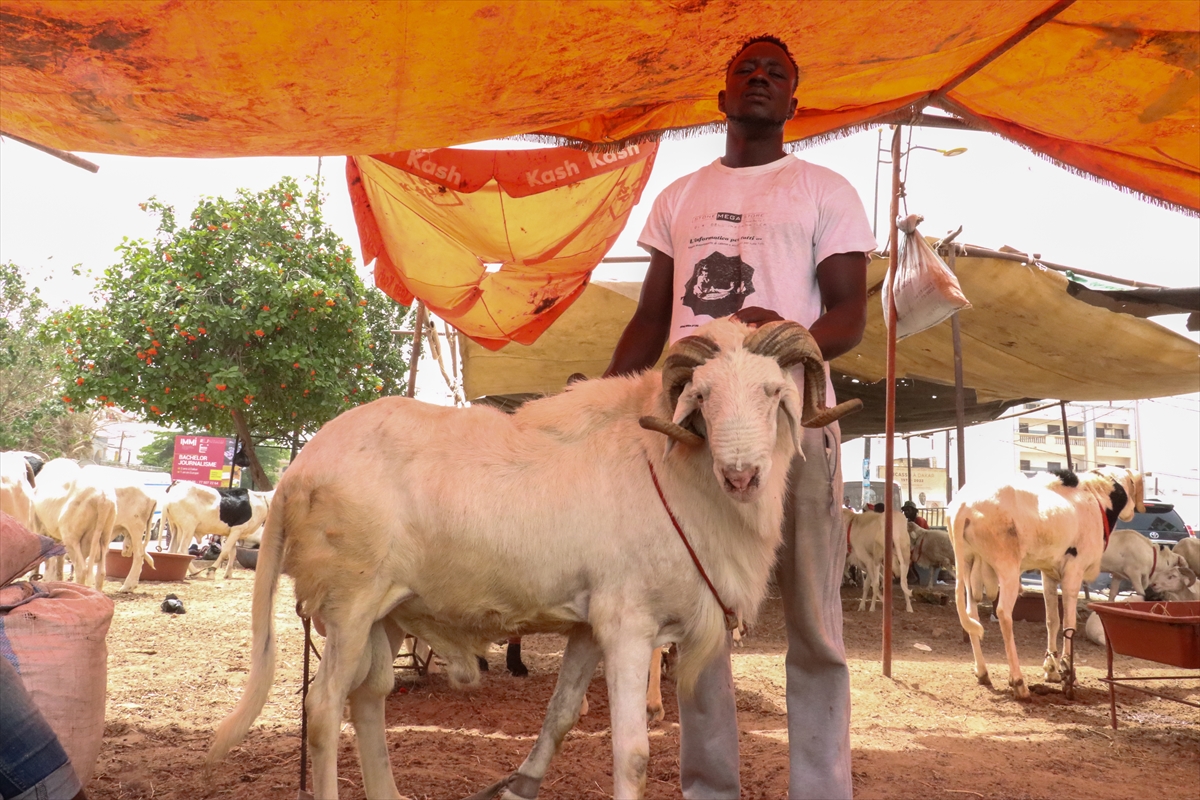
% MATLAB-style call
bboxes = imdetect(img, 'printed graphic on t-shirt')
[682,251,755,318]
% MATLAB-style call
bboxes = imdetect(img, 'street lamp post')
[872,132,968,239]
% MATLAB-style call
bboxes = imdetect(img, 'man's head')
[902,500,918,521]
[719,36,799,130]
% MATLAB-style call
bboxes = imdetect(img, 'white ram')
[83,465,161,592]
[909,524,956,587]
[1098,530,1185,601]
[1172,537,1200,577]
[32,458,118,590]
[208,318,860,800]
[842,507,914,612]
[161,481,272,578]
[1,451,39,528]
[950,467,1143,700]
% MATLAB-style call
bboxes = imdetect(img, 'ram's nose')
[722,466,760,494]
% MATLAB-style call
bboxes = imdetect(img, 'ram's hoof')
[462,776,513,800]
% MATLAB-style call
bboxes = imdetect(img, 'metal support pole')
[945,432,953,502]
[300,615,311,795]
[949,248,967,491]
[1060,400,1074,470]
[405,301,425,399]
[905,436,913,502]
[882,124,903,678]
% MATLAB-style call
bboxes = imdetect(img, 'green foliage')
[46,178,411,454]
[137,428,193,470]
[0,261,96,455]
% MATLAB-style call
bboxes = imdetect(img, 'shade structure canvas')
[0,1,1195,212]
[347,144,657,349]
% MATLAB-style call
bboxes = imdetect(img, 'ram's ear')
[666,390,702,459]
[779,381,806,461]
[1182,566,1198,588]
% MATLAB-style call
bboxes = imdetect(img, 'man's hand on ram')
[732,306,785,329]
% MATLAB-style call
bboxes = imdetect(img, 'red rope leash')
[1099,499,1113,551]
[647,459,738,631]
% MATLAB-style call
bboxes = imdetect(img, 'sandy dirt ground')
[87,566,1198,800]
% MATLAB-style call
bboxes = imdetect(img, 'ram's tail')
[951,509,984,640]
[207,485,288,764]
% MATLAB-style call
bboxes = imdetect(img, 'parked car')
[1115,499,1193,548]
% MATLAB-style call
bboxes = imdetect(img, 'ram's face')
[675,350,800,503]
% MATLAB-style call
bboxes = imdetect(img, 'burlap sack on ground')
[0,580,113,785]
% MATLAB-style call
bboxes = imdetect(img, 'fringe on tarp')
[506,121,724,153]
[932,98,1200,220]
[1019,146,1199,219]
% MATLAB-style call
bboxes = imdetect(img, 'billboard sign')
[171,435,234,486]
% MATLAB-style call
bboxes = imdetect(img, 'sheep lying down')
[207,317,860,800]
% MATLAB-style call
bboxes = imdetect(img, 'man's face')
[719,42,798,127]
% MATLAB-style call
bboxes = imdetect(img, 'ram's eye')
[767,385,782,398]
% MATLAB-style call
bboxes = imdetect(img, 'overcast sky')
[1,126,1196,506]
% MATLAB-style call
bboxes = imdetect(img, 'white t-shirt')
[638,155,877,405]
[638,155,877,342]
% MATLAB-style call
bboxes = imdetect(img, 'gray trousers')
[680,423,851,799]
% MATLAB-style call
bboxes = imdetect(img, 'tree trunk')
[229,408,273,490]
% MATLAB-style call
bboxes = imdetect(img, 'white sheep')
[208,318,860,800]
[950,467,1144,700]
[842,507,914,612]
[0,451,38,529]
[31,458,118,590]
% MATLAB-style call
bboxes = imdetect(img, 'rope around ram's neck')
[646,459,739,631]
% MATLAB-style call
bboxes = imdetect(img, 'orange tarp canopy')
[1,2,1196,212]
[347,144,656,349]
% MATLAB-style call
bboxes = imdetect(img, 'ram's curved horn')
[639,416,705,447]
[661,335,720,411]
[744,321,863,428]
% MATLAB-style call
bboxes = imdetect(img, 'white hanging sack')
[882,214,970,340]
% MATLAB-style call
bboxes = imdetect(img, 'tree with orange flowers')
[47,177,410,488]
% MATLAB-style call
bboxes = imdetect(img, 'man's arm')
[808,251,868,361]
[603,248,675,377]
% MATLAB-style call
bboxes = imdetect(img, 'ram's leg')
[963,577,990,686]
[1106,574,1120,602]
[45,554,64,582]
[857,561,870,611]
[474,626,602,800]
[605,632,653,800]
[120,522,150,592]
[219,530,241,579]
[349,621,403,800]
[63,531,89,586]
[1041,572,1063,683]
[1057,562,1086,698]
[307,613,375,799]
[646,646,664,725]
[994,570,1030,700]
[896,546,914,613]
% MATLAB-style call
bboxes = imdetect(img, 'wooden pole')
[882,124,902,678]
[405,301,424,399]
[0,130,100,173]
[1060,400,1073,470]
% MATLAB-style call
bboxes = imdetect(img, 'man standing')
[605,36,876,799]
